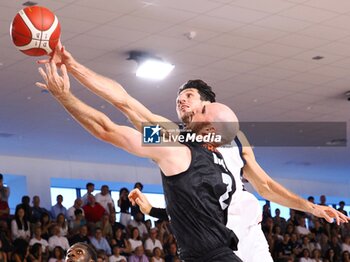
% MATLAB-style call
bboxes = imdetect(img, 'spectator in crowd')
[51,195,67,220]
[95,185,114,215]
[342,251,350,262]
[110,227,130,256]
[164,243,178,262]
[0,174,10,203]
[0,193,9,222]
[12,238,29,262]
[131,182,144,221]
[16,195,32,222]
[83,195,106,224]
[48,246,65,262]
[342,236,350,253]
[96,213,113,240]
[109,212,125,233]
[31,195,50,224]
[300,248,313,262]
[128,227,143,252]
[29,226,49,258]
[145,227,163,257]
[311,249,323,262]
[0,220,13,258]
[273,208,287,232]
[11,206,31,241]
[324,248,336,262]
[129,245,149,262]
[69,208,86,235]
[66,242,97,262]
[109,245,127,262]
[296,216,311,236]
[118,188,131,227]
[28,242,43,262]
[128,211,148,239]
[48,225,70,252]
[40,212,52,240]
[56,213,68,237]
[90,227,112,256]
[338,201,348,216]
[275,234,293,260]
[151,247,165,262]
[319,195,327,206]
[67,198,84,221]
[329,235,342,260]
[68,224,90,246]
[82,182,95,206]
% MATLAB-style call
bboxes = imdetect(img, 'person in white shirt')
[29,227,49,255]
[145,228,163,257]
[48,225,70,251]
[95,185,114,214]
[109,245,127,262]
[128,212,148,239]
[11,206,30,241]
[128,227,143,252]
[81,182,95,206]
[67,198,85,221]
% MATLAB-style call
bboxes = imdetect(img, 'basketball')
[10,6,61,56]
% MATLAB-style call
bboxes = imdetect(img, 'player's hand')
[35,60,70,98]
[128,188,152,215]
[37,41,75,70]
[311,204,350,225]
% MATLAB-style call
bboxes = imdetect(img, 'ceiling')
[0,0,349,182]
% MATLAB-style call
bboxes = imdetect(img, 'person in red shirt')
[82,195,106,223]
[0,194,9,221]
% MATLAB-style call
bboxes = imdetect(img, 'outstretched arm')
[35,61,189,176]
[237,131,350,225]
[40,45,177,132]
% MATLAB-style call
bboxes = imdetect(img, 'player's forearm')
[56,92,117,141]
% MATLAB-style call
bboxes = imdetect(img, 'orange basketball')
[10,6,61,56]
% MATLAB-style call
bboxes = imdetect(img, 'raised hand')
[311,204,350,225]
[128,188,152,215]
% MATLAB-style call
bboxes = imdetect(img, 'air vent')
[22,1,37,6]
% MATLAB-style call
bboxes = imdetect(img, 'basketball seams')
[18,9,41,40]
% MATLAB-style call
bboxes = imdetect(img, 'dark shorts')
[185,247,243,262]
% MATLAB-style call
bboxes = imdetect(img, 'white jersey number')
[219,173,233,210]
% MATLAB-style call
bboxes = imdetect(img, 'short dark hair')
[178,79,216,102]
[0,173,3,180]
[340,201,345,206]
[86,182,94,188]
[71,243,97,261]
[134,182,143,191]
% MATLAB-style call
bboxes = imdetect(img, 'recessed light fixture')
[312,56,324,60]
[128,51,175,80]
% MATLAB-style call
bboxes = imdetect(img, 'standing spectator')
[273,208,287,233]
[31,195,50,224]
[118,188,131,227]
[319,195,327,206]
[0,193,9,222]
[90,227,111,256]
[95,185,114,215]
[0,174,10,202]
[338,201,348,216]
[128,211,148,239]
[11,206,31,241]
[82,182,95,206]
[151,247,165,262]
[131,182,144,221]
[16,195,32,222]
[83,195,106,223]
[109,245,127,262]
[129,245,149,262]
[128,227,143,252]
[48,225,70,252]
[51,195,67,220]
[48,246,65,262]
[67,198,84,221]
[145,228,163,257]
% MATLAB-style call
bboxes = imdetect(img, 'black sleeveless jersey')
[161,141,238,261]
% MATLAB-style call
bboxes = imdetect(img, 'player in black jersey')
[37,61,242,261]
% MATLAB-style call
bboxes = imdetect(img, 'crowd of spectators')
[0,173,349,262]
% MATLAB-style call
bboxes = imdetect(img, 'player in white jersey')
[41,46,349,261]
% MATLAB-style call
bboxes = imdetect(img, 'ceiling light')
[128,51,174,80]
[312,56,324,60]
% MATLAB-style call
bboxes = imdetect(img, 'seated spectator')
[90,227,112,256]
[109,212,125,233]
[51,195,68,220]
[118,188,131,227]
[39,212,52,240]
[342,251,350,262]
[151,247,165,262]
[96,249,108,262]
[29,226,49,257]
[0,193,9,222]
[164,243,178,262]
[96,214,113,240]
[324,248,337,262]
[128,212,148,239]
[0,221,14,256]
[95,185,114,215]
[275,234,293,260]
[329,235,342,260]
[129,245,149,262]
[67,198,85,221]
[56,213,68,237]
[301,235,320,253]
[68,224,90,246]
[48,225,70,252]
[272,225,284,242]
[11,206,31,241]
[342,236,350,253]
[110,227,130,256]
[299,248,312,262]
[28,243,43,262]
[31,195,50,224]
[16,195,32,222]
[48,246,65,262]
[311,249,323,262]
[109,245,127,262]
[83,195,106,223]
[296,216,310,236]
[128,227,143,252]
[81,182,95,206]
[0,239,8,262]
[69,209,86,235]
[144,228,163,257]
[12,238,30,262]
